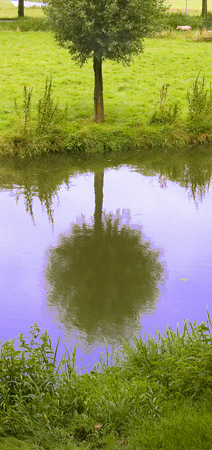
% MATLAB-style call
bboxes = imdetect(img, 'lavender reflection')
[45,172,164,346]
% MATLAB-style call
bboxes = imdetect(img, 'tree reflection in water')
[45,172,164,346]
[1,149,212,222]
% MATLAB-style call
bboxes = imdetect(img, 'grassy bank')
[0,0,44,19]
[0,0,47,30]
[1,315,212,449]
[1,28,212,154]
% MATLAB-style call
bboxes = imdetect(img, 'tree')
[45,171,164,345]
[44,0,165,122]
[202,0,207,17]
[18,0,24,17]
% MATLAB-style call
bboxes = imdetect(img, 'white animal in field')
[177,25,192,31]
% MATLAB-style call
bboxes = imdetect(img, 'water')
[1,148,212,368]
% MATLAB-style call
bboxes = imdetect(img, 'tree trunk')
[93,55,104,123]
[202,0,207,17]
[94,171,104,233]
[18,0,24,17]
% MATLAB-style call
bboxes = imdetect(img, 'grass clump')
[150,83,180,124]
[1,313,212,449]
[187,74,212,137]
[36,78,60,133]
[11,78,67,156]
[187,74,212,118]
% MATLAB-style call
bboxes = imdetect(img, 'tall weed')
[187,74,212,133]
[150,83,180,125]
[187,74,212,118]
[37,78,59,133]
[14,86,33,136]
[13,78,68,154]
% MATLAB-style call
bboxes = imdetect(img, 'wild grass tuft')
[150,83,180,125]
[37,77,60,133]
[1,314,212,449]
[12,77,68,155]
[187,74,212,117]
[14,85,33,135]
[187,74,212,134]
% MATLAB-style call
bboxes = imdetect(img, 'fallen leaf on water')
[179,278,189,282]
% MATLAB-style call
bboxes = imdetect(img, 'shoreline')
[1,122,212,157]
[1,315,212,449]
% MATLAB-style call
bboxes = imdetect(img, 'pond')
[1,148,212,368]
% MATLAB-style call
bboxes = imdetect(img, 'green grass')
[0,437,87,450]
[0,0,44,19]
[0,0,211,19]
[0,438,40,450]
[1,32,212,155]
[1,317,212,450]
[1,16,212,154]
[0,0,14,11]
[1,33,212,128]
[166,0,212,13]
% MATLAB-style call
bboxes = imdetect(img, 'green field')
[1,1,212,154]
[0,0,211,20]
[0,0,43,18]
[167,0,212,13]
[0,32,212,130]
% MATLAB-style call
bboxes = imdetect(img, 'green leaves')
[44,0,165,64]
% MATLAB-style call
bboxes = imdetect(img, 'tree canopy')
[44,0,165,122]
[45,0,164,64]
[45,172,164,345]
